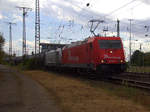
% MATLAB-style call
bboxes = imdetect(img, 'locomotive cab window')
[98,40,122,49]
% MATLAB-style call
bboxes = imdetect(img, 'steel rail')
[108,74,150,90]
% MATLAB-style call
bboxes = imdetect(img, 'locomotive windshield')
[98,40,122,49]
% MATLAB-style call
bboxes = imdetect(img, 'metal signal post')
[117,19,120,37]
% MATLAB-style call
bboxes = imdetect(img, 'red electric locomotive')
[62,36,127,73]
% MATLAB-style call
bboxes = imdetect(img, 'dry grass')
[85,80,150,110]
[23,70,150,112]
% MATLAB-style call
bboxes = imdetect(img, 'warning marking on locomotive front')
[104,54,121,59]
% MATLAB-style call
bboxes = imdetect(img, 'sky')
[0,0,150,59]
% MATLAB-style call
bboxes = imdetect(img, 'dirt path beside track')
[0,64,62,112]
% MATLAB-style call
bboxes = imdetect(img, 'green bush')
[18,56,44,70]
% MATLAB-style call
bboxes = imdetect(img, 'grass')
[23,70,150,112]
[85,80,150,110]
[127,66,150,73]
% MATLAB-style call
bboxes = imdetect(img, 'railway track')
[48,69,150,90]
[75,71,150,90]
[106,72,150,90]
[121,72,150,78]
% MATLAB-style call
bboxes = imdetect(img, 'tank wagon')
[45,36,127,74]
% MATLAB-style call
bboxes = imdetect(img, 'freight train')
[44,36,127,74]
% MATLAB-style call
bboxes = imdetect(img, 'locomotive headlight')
[101,60,107,63]
[101,60,104,63]
[120,60,123,63]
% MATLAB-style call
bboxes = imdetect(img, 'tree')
[143,52,150,66]
[130,50,144,66]
[0,33,4,49]
[0,33,5,63]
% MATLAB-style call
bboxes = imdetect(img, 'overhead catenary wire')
[105,0,137,17]
[46,0,147,44]
[52,0,138,41]
[81,0,139,37]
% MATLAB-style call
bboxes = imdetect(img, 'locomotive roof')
[40,43,67,46]
[64,36,121,49]
[40,43,68,52]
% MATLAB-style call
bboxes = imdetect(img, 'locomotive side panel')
[62,43,93,69]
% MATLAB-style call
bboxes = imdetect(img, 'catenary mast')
[17,6,32,56]
[35,0,40,54]
[5,22,16,56]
